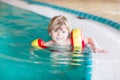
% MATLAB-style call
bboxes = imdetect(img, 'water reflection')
[30,44,92,67]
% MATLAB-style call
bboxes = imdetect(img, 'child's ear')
[68,33,71,38]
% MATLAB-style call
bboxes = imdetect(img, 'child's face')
[50,25,69,45]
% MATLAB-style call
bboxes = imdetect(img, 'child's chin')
[56,41,64,44]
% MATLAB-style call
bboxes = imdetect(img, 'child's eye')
[54,30,57,32]
[62,31,66,33]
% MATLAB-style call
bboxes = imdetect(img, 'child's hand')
[93,48,108,53]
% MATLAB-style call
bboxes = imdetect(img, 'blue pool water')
[0,3,92,80]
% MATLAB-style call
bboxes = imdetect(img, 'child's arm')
[44,40,54,47]
[31,39,54,49]
[85,38,107,53]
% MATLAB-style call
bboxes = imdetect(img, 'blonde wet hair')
[48,15,71,34]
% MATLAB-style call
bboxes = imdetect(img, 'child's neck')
[54,38,71,45]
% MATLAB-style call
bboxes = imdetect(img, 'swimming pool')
[1,0,120,80]
[0,2,92,80]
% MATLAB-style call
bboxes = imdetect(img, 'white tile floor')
[1,0,120,80]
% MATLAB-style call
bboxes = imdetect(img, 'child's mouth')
[56,37,63,41]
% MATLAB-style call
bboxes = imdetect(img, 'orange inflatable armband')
[31,39,47,49]
[71,28,85,52]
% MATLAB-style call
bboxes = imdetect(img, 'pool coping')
[25,0,120,31]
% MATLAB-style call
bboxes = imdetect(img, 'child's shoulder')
[44,40,54,46]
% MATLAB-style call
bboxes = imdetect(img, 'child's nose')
[57,31,62,36]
